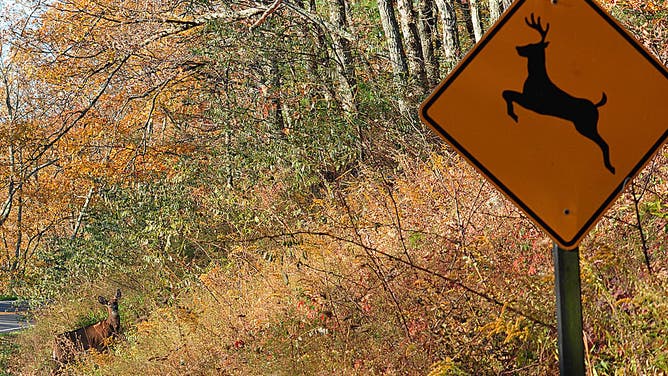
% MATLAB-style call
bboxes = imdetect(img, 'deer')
[52,289,122,367]
[502,14,616,174]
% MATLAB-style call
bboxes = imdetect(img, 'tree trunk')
[269,57,285,134]
[489,0,502,24]
[434,0,460,66]
[303,0,336,105]
[417,0,440,86]
[457,0,475,42]
[501,0,513,11]
[469,0,483,42]
[396,0,427,89]
[11,192,23,273]
[72,186,95,240]
[377,0,408,82]
[377,0,410,114]
[328,0,357,113]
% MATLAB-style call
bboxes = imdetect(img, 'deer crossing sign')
[420,0,668,249]
[502,13,615,175]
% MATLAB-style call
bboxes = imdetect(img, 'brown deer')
[502,14,615,174]
[52,289,122,366]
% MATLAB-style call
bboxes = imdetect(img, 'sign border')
[420,0,668,249]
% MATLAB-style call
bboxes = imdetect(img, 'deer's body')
[502,14,615,174]
[53,289,122,365]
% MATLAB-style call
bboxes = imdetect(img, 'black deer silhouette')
[502,14,615,174]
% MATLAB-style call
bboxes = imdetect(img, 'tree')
[328,0,358,113]
[489,0,502,24]
[417,0,441,86]
[396,0,427,90]
[0,0,246,280]
[435,0,461,66]
[377,0,411,115]
[502,0,513,11]
[0,0,479,286]
[469,0,484,42]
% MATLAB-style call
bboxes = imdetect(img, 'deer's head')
[516,13,550,57]
[98,289,121,320]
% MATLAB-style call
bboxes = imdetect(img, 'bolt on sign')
[420,0,668,249]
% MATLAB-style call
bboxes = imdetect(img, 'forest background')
[0,0,666,374]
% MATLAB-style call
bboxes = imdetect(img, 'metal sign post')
[553,244,585,375]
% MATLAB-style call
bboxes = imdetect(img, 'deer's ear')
[116,289,122,299]
[98,296,108,305]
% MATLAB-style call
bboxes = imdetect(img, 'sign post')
[419,0,668,373]
[553,244,585,375]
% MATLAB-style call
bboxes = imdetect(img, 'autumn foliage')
[0,0,666,375]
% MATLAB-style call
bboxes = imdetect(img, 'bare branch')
[0,181,15,227]
[282,0,356,41]
[72,186,95,240]
[250,0,283,30]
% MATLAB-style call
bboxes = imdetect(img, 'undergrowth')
[4,145,667,375]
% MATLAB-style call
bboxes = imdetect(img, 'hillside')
[0,0,667,375]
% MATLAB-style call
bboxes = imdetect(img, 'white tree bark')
[469,0,483,42]
[377,0,408,82]
[396,0,427,88]
[489,0,502,24]
[417,0,440,86]
[377,0,410,113]
[501,0,513,11]
[328,0,357,113]
[434,0,460,65]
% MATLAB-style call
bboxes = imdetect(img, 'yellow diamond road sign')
[420,0,668,249]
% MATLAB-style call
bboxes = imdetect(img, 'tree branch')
[631,181,652,274]
[72,186,95,240]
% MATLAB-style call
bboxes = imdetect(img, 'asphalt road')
[0,301,30,333]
